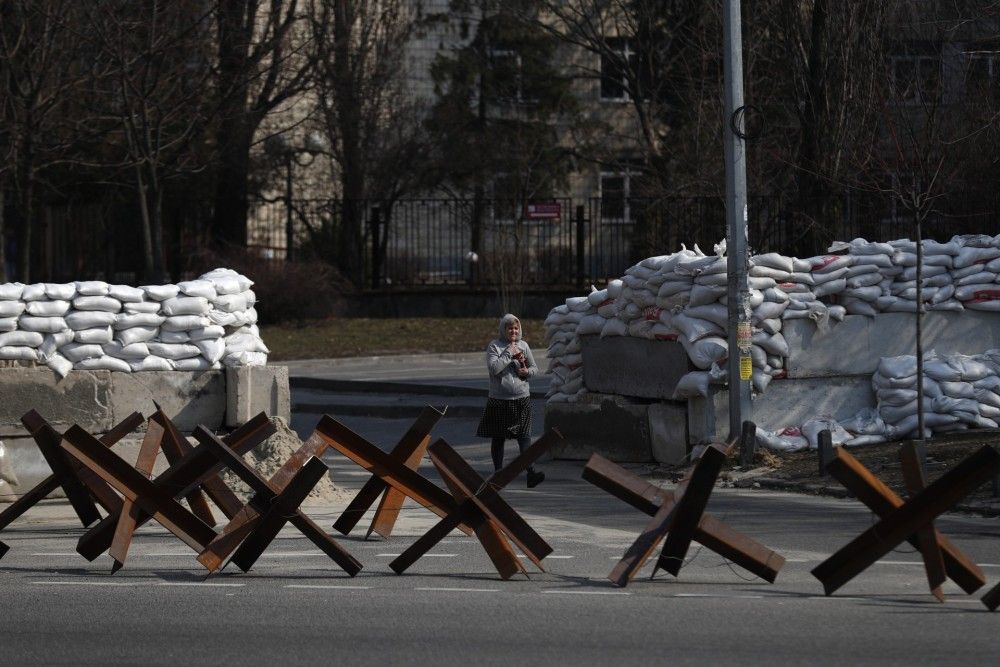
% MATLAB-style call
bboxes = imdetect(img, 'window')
[600,170,631,221]
[891,53,941,105]
[601,38,637,101]
[964,50,1000,99]
[489,49,538,105]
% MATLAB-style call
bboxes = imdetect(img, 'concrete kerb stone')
[226,365,291,427]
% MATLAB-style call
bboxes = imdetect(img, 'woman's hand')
[517,367,530,379]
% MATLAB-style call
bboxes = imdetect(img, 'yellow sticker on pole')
[739,356,753,380]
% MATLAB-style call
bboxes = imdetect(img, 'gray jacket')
[486,316,537,399]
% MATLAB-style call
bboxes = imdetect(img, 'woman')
[476,313,544,488]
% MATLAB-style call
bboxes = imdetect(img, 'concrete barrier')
[0,365,290,502]
[580,334,690,399]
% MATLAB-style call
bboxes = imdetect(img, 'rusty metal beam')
[983,581,1000,611]
[109,420,164,572]
[821,445,986,595]
[899,442,946,602]
[75,413,275,561]
[333,406,446,539]
[61,425,217,553]
[813,445,1000,596]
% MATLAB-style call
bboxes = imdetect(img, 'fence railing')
[248,192,1000,289]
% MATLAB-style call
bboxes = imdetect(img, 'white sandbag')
[102,341,151,360]
[224,333,270,355]
[878,354,918,378]
[685,304,730,329]
[74,327,114,344]
[752,369,773,393]
[600,318,627,337]
[752,331,789,357]
[752,252,794,273]
[955,284,1000,301]
[597,301,618,318]
[753,301,788,322]
[755,426,809,452]
[187,325,225,341]
[44,283,76,300]
[66,311,117,329]
[220,351,264,367]
[0,346,39,361]
[955,271,997,286]
[655,291,690,310]
[116,326,159,346]
[566,296,591,312]
[0,317,19,332]
[21,284,46,301]
[828,305,846,321]
[801,417,852,449]
[762,287,789,303]
[147,342,201,360]
[930,300,965,312]
[0,330,44,347]
[75,356,132,372]
[843,264,880,279]
[681,336,728,370]
[811,267,850,284]
[842,297,878,316]
[760,318,781,334]
[587,289,609,307]
[749,344,767,368]
[606,279,624,299]
[18,316,67,333]
[71,296,122,312]
[47,352,73,378]
[0,283,25,300]
[672,313,723,341]
[576,314,606,336]
[141,284,180,301]
[749,265,791,281]
[846,273,883,289]
[208,308,256,327]
[963,300,1000,311]
[108,285,146,302]
[939,381,977,399]
[813,278,847,298]
[129,356,174,372]
[890,412,959,437]
[954,245,1000,269]
[75,281,110,296]
[657,280,692,298]
[124,301,160,314]
[25,300,71,317]
[695,272,729,287]
[200,273,241,295]
[114,313,165,330]
[159,330,190,344]
[672,371,711,399]
[652,322,679,340]
[39,331,74,360]
[840,408,887,436]
[0,301,25,318]
[627,319,655,339]
[194,338,226,364]
[60,343,104,362]
[808,255,854,273]
[842,286,881,302]
[688,284,727,307]
[160,311,210,331]
[177,280,217,299]
[767,355,783,369]
[844,434,888,447]
[901,264,948,281]
[161,296,210,317]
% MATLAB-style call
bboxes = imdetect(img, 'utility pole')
[722,0,753,439]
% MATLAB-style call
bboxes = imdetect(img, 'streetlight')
[264,132,328,260]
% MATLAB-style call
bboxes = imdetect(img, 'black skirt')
[476,396,532,439]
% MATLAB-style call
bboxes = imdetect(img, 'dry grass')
[264,317,546,360]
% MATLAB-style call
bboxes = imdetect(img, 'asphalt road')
[3,412,1000,665]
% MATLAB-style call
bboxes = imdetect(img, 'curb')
[289,376,547,399]
[749,476,1000,517]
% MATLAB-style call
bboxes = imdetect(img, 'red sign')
[524,202,561,220]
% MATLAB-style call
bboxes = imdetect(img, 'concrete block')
[783,311,1000,378]
[688,375,875,445]
[226,365,291,427]
[0,368,113,438]
[110,371,226,432]
[1,436,54,502]
[648,402,688,464]
[544,393,652,462]
[580,335,690,400]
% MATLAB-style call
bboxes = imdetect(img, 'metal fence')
[248,192,1000,289]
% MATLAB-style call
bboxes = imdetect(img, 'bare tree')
[0,0,89,281]
[83,0,215,282]
[212,0,312,249]
[305,0,427,283]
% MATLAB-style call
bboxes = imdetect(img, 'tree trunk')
[134,165,156,282]
[151,181,166,282]
[212,122,251,249]
[0,189,6,283]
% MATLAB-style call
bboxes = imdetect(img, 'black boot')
[526,468,545,489]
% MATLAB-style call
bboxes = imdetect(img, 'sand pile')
[221,417,351,506]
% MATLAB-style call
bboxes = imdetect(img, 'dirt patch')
[222,417,353,506]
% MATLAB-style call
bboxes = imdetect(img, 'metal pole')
[723,0,752,439]
[284,155,294,261]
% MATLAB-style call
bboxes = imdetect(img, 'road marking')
[33,581,141,587]
[376,553,455,558]
[518,554,573,559]
[158,582,245,588]
[673,593,764,599]
[415,587,500,593]
[542,589,630,596]
[31,553,86,557]
[285,585,371,590]
[807,596,866,601]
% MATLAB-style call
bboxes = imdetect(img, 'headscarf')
[498,313,521,343]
